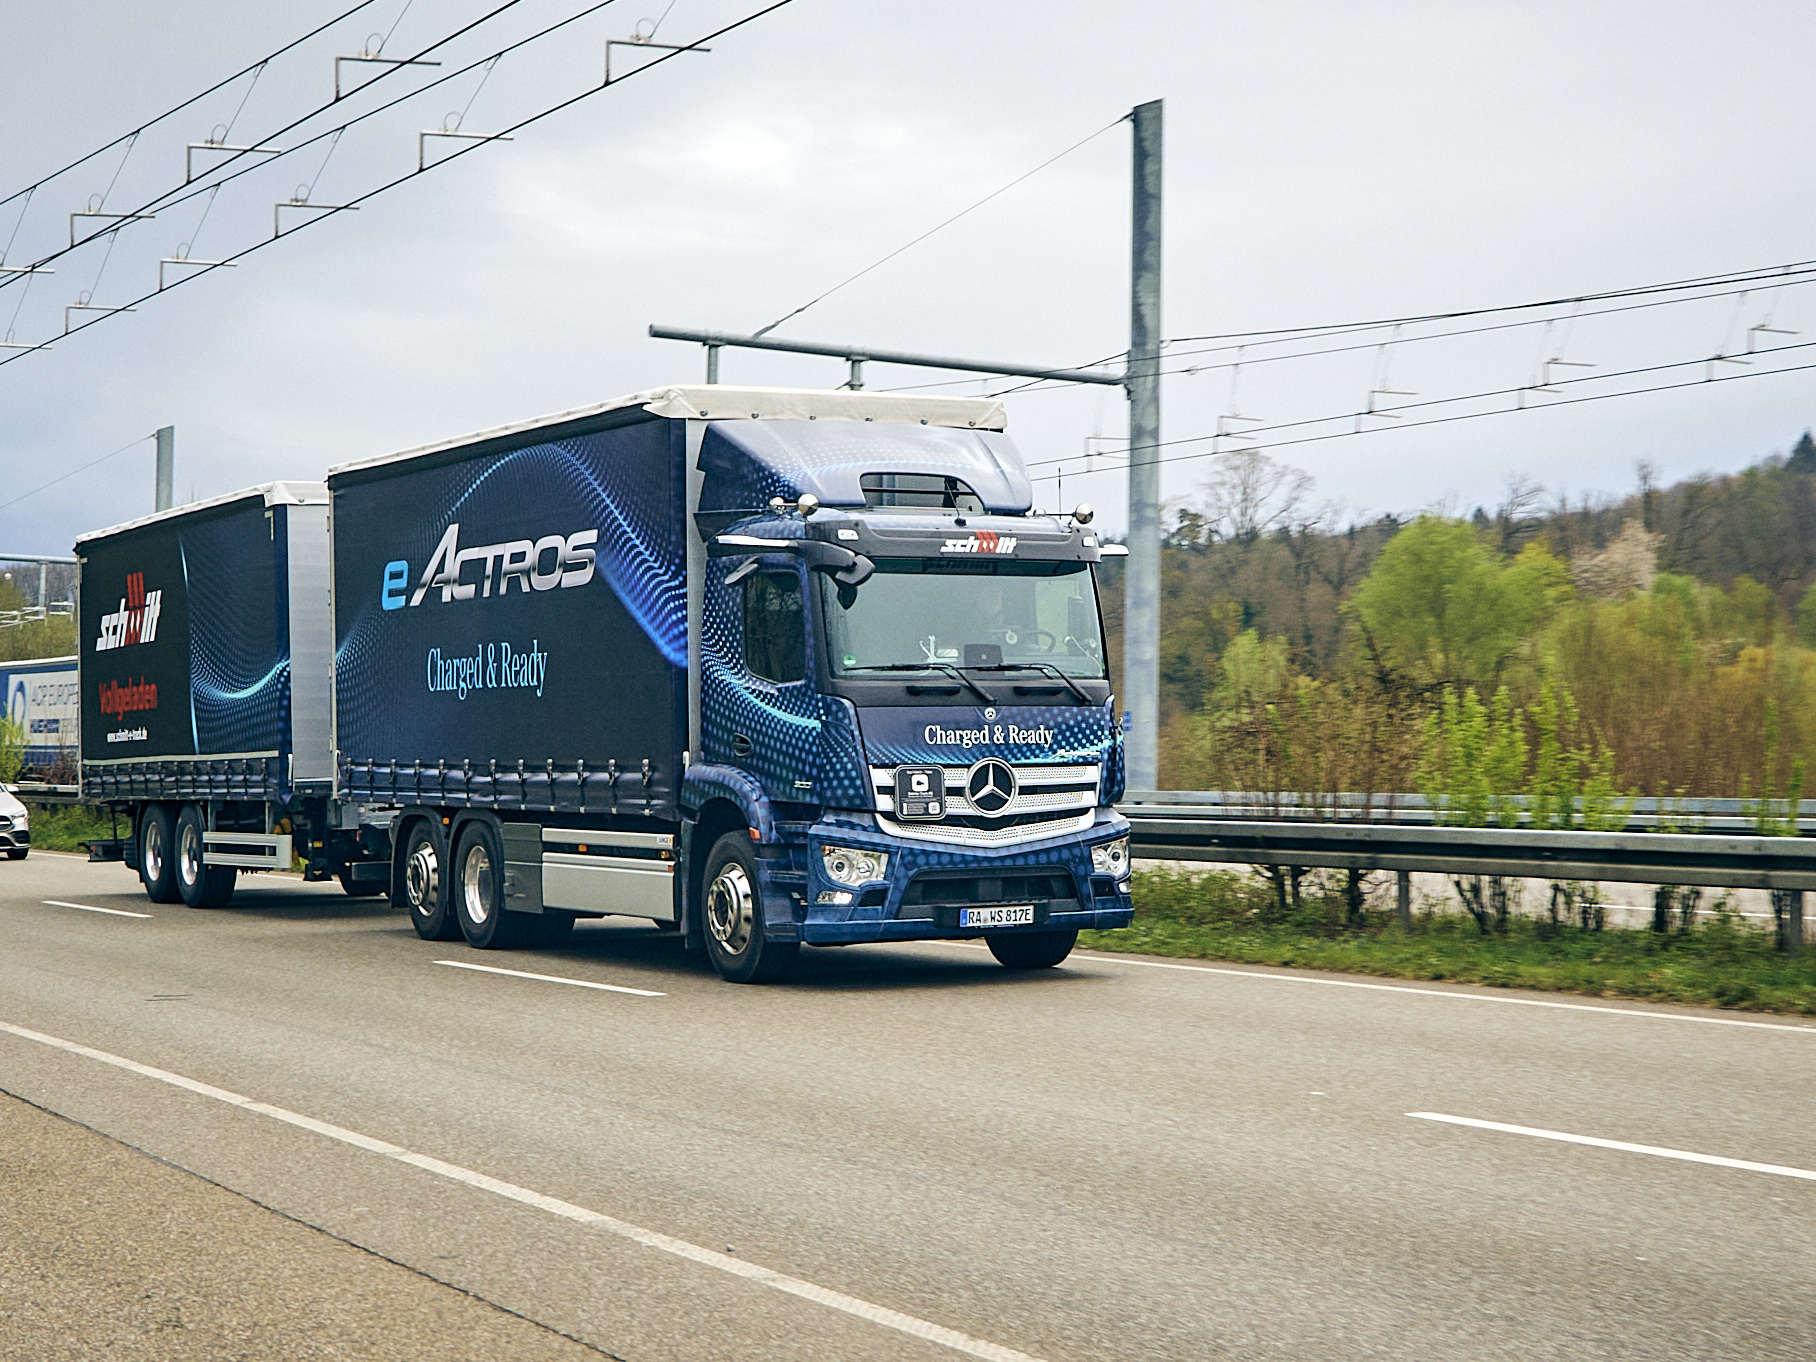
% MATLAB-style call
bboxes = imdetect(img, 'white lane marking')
[927,941,1816,1034]
[1408,1112,1816,1182]
[43,899,151,919]
[0,1019,1040,1362]
[431,959,664,998]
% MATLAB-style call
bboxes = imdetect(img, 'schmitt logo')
[95,571,163,651]
[382,522,598,611]
[940,530,1018,555]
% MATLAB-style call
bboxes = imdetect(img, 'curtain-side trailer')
[78,483,389,904]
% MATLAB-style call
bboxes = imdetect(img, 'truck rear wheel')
[139,805,180,904]
[175,805,237,908]
[702,832,797,984]
[453,821,526,950]
[399,821,459,941]
[986,929,1078,970]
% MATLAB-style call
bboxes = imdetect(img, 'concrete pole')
[705,344,721,384]
[1125,99,1163,793]
[154,426,174,512]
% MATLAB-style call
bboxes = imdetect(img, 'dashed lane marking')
[43,899,151,919]
[1408,1112,1816,1182]
[431,959,664,998]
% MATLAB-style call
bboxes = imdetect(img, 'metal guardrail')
[1121,790,1816,835]
[11,782,81,805]
[1119,807,1816,892]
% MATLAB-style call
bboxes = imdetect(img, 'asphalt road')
[1,851,1812,1361]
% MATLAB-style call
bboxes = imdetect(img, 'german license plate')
[961,904,1035,928]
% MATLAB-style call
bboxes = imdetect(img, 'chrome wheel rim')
[143,819,165,884]
[406,839,440,914]
[706,862,755,955]
[178,819,202,888]
[461,842,494,926]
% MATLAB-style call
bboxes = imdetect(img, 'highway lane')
[1,852,1812,1360]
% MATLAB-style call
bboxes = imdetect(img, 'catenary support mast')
[1125,99,1163,792]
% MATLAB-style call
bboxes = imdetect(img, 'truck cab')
[678,393,1133,977]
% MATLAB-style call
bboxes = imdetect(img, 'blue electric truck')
[84,386,1134,981]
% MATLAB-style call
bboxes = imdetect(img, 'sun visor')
[696,420,1034,518]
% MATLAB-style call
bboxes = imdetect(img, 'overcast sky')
[4,0,1815,555]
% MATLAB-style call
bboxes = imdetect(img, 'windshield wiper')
[968,662,1093,703]
[843,662,996,704]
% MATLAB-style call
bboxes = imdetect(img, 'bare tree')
[1495,474,1545,554]
[1200,449,1314,545]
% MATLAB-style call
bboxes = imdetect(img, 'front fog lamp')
[1091,837,1130,876]
[822,845,889,887]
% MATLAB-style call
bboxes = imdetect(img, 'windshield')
[821,560,1107,679]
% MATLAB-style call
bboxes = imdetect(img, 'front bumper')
[764,807,1133,945]
[0,818,28,852]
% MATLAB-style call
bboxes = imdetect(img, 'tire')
[986,928,1078,970]
[702,831,797,983]
[452,821,527,949]
[398,820,459,941]
[337,870,388,898]
[139,805,180,904]
[6,849,25,861]
[175,805,237,908]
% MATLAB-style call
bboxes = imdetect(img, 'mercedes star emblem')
[966,758,1018,815]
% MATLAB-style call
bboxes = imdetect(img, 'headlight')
[1090,837,1129,876]
[821,845,889,887]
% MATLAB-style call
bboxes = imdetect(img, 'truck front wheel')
[702,832,797,984]
[400,821,459,941]
[986,929,1078,970]
[139,805,179,904]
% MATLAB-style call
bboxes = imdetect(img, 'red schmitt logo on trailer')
[940,531,1018,554]
[95,572,163,652]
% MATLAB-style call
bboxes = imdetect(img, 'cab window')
[744,569,805,684]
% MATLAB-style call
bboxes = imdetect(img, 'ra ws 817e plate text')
[960,904,1036,928]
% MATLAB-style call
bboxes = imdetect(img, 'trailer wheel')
[453,821,526,950]
[702,832,797,984]
[139,805,180,904]
[175,806,237,908]
[985,929,1078,970]
[400,821,459,941]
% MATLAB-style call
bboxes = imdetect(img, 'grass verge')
[21,804,116,854]
[1079,867,1816,1016]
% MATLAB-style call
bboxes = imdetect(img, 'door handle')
[732,733,753,757]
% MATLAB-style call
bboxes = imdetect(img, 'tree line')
[1100,432,1816,803]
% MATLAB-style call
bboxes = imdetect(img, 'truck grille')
[869,763,1099,848]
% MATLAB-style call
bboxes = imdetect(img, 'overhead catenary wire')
[0,0,800,372]
[0,0,544,297]
[0,433,156,515]
[1026,334,1816,468]
[1026,348,1816,486]
[749,114,1127,339]
[0,0,383,214]
[1162,258,1816,348]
